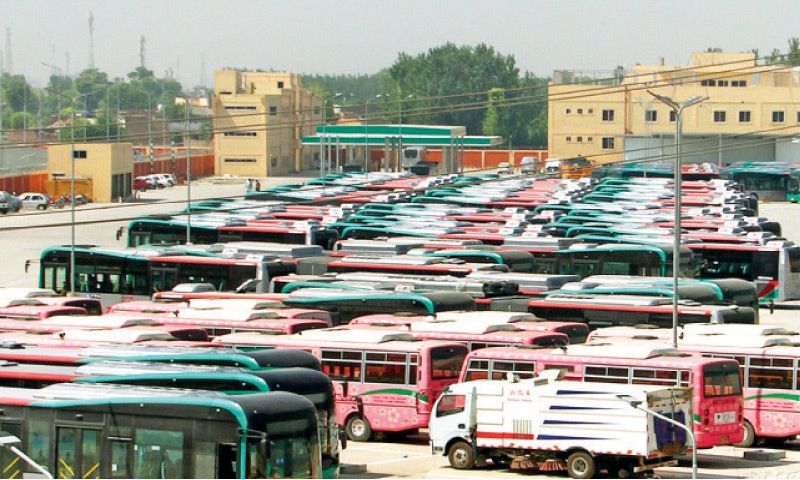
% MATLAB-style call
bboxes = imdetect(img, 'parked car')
[0,191,21,214]
[142,174,171,188]
[496,162,512,174]
[133,176,154,192]
[17,192,51,210]
[158,174,178,186]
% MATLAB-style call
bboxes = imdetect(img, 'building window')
[277,81,284,88]
[773,111,786,123]
[224,158,257,163]
[566,108,572,114]
[739,111,752,123]
[587,108,594,114]
[587,137,593,142]
[602,109,615,122]
[223,132,258,137]
[269,106,277,116]
[73,150,87,159]
[225,105,257,111]
[577,108,583,114]
[701,79,716,86]
[566,136,572,142]
[732,80,747,87]
[602,137,615,150]
[577,136,583,142]
[797,111,800,124]
[713,111,727,123]
[669,111,677,122]
[645,110,657,122]
[718,80,729,87]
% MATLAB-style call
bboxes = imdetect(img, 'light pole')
[132,88,154,173]
[47,88,101,296]
[617,395,697,479]
[41,62,63,122]
[364,94,383,174]
[648,91,707,347]
[397,94,414,172]
[176,96,192,244]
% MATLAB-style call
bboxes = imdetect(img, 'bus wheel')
[566,451,596,479]
[447,441,475,470]
[345,415,373,442]
[735,421,757,448]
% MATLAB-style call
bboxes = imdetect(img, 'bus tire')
[447,441,475,470]
[735,420,757,448]
[566,451,597,479]
[345,415,373,442]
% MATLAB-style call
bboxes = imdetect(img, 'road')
[3,177,800,478]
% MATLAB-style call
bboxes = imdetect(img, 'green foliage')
[8,111,34,130]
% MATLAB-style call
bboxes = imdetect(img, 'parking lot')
[4,176,800,478]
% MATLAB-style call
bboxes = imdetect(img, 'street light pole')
[617,394,697,479]
[364,94,383,175]
[179,97,192,244]
[47,88,101,296]
[132,88,154,173]
[648,91,707,347]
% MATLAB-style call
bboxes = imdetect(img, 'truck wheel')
[447,441,475,470]
[345,415,373,442]
[567,451,596,479]
[734,420,757,448]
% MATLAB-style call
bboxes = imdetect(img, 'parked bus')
[0,382,321,479]
[294,254,510,278]
[459,343,744,449]
[74,366,341,478]
[690,239,800,302]
[585,324,800,447]
[332,323,569,350]
[349,310,589,344]
[280,290,476,325]
[0,343,322,371]
[127,217,340,249]
[0,360,341,478]
[214,329,468,442]
[38,245,298,303]
[547,243,696,278]
[727,165,800,202]
[525,293,757,329]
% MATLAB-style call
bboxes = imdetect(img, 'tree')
[787,37,800,66]
[74,68,110,112]
[1,74,34,113]
[482,88,507,138]
[388,43,520,135]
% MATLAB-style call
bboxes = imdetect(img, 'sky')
[4,0,800,89]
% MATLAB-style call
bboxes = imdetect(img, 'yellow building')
[47,143,134,203]
[212,70,322,177]
[548,52,800,167]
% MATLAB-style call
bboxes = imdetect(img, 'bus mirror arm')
[338,425,347,450]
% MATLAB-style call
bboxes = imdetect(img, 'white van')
[520,156,539,174]
[545,158,561,177]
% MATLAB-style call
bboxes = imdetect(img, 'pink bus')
[459,342,744,449]
[213,329,468,442]
[343,322,569,350]
[350,310,589,344]
[108,298,332,336]
[586,324,800,447]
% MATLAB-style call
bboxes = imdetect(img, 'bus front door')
[56,426,101,479]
